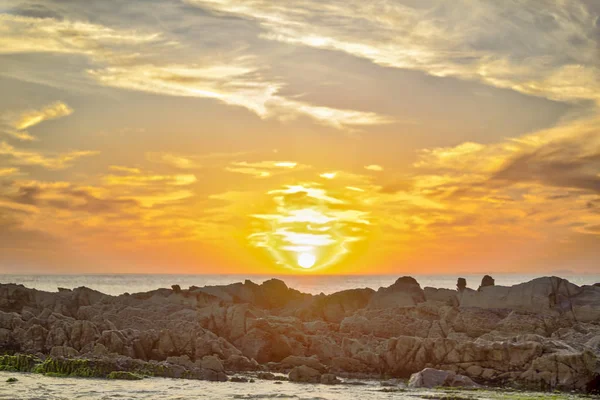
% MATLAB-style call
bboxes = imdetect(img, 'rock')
[288,365,321,383]
[424,287,459,306]
[200,355,224,373]
[257,372,276,380]
[229,376,249,382]
[224,354,258,371]
[166,355,194,369]
[49,346,79,358]
[408,368,478,388]
[479,275,495,291]
[368,277,425,309]
[279,356,326,373]
[320,373,340,384]
[457,278,467,292]
[309,289,374,322]
[107,371,143,380]
[171,285,181,294]
[0,277,598,393]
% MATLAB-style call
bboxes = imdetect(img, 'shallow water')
[1,274,599,296]
[0,372,589,400]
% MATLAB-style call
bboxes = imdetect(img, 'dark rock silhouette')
[478,275,495,291]
[456,278,467,292]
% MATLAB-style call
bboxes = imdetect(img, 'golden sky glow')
[0,0,599,274]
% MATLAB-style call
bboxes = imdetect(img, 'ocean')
[0,273,599,296]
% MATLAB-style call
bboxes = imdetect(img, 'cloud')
[89,64,392,129]
[101,169,198,207]
[103,173,197,187]
[12,102,73,130]
[364,164,383,171]
[2,180,138,214]
[146,153,203,169]
[0,167,18,177]
[493,133,600,193]
[1,14,392,130]
[225,160,303,178]
[109,165,142,174]
[0,14,162,61]
[188,0,600,105]
[0,141,98,169]
[1,101,73,141]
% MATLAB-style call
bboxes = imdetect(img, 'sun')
[297,252,316,269]
[249,182,372,272]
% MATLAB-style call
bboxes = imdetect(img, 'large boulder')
[279,355,327,373]
[408,368,478,388]
[459,277,600,323]
[288,365,321,383]
[368,277,425,309]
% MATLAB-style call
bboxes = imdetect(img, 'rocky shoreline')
[0,276,598,393]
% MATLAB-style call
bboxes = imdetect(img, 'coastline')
[0,275,598,395]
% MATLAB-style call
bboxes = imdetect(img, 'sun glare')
[297,252,316,269]
[249,181,372,272]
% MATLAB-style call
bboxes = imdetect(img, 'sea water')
[0,371,588,400]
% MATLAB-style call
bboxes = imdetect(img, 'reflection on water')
[1,274,599,296]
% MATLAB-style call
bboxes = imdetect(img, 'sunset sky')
[0,0,599,275]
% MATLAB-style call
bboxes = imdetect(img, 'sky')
[0,0,599,275]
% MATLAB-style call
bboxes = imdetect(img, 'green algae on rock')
[0,355,40,372]
[107,371,143,380]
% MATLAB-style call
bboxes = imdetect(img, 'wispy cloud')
[12,102,73,130]
[225,160,302,178]
[1,102,73,141]
[146,152,203,170]
[0,141,98,170]
[1,13,392,130]
[364,164,383,172]
[188,0,600,105]
[0,14,162,60]
[0,167,18,177]
[103,173,197,187]
[109,165,142,174]
[89,64,392,129]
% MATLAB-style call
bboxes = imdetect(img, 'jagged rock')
[166,355,194,369]
[368,277,425,309]
[308,289,374,322]
[200,355,224,373]
[279,355,327,373]
[408,368,478,388]
[288,365,321,383]
[320,373,341,384]
[224,354,259,371]
[49,346,79,358]
[479,275,495,291]
[423,287,459,306]
[257,372,276,380]
[0,277,598,393]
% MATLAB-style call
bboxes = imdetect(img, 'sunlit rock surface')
[0,276,598,393]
